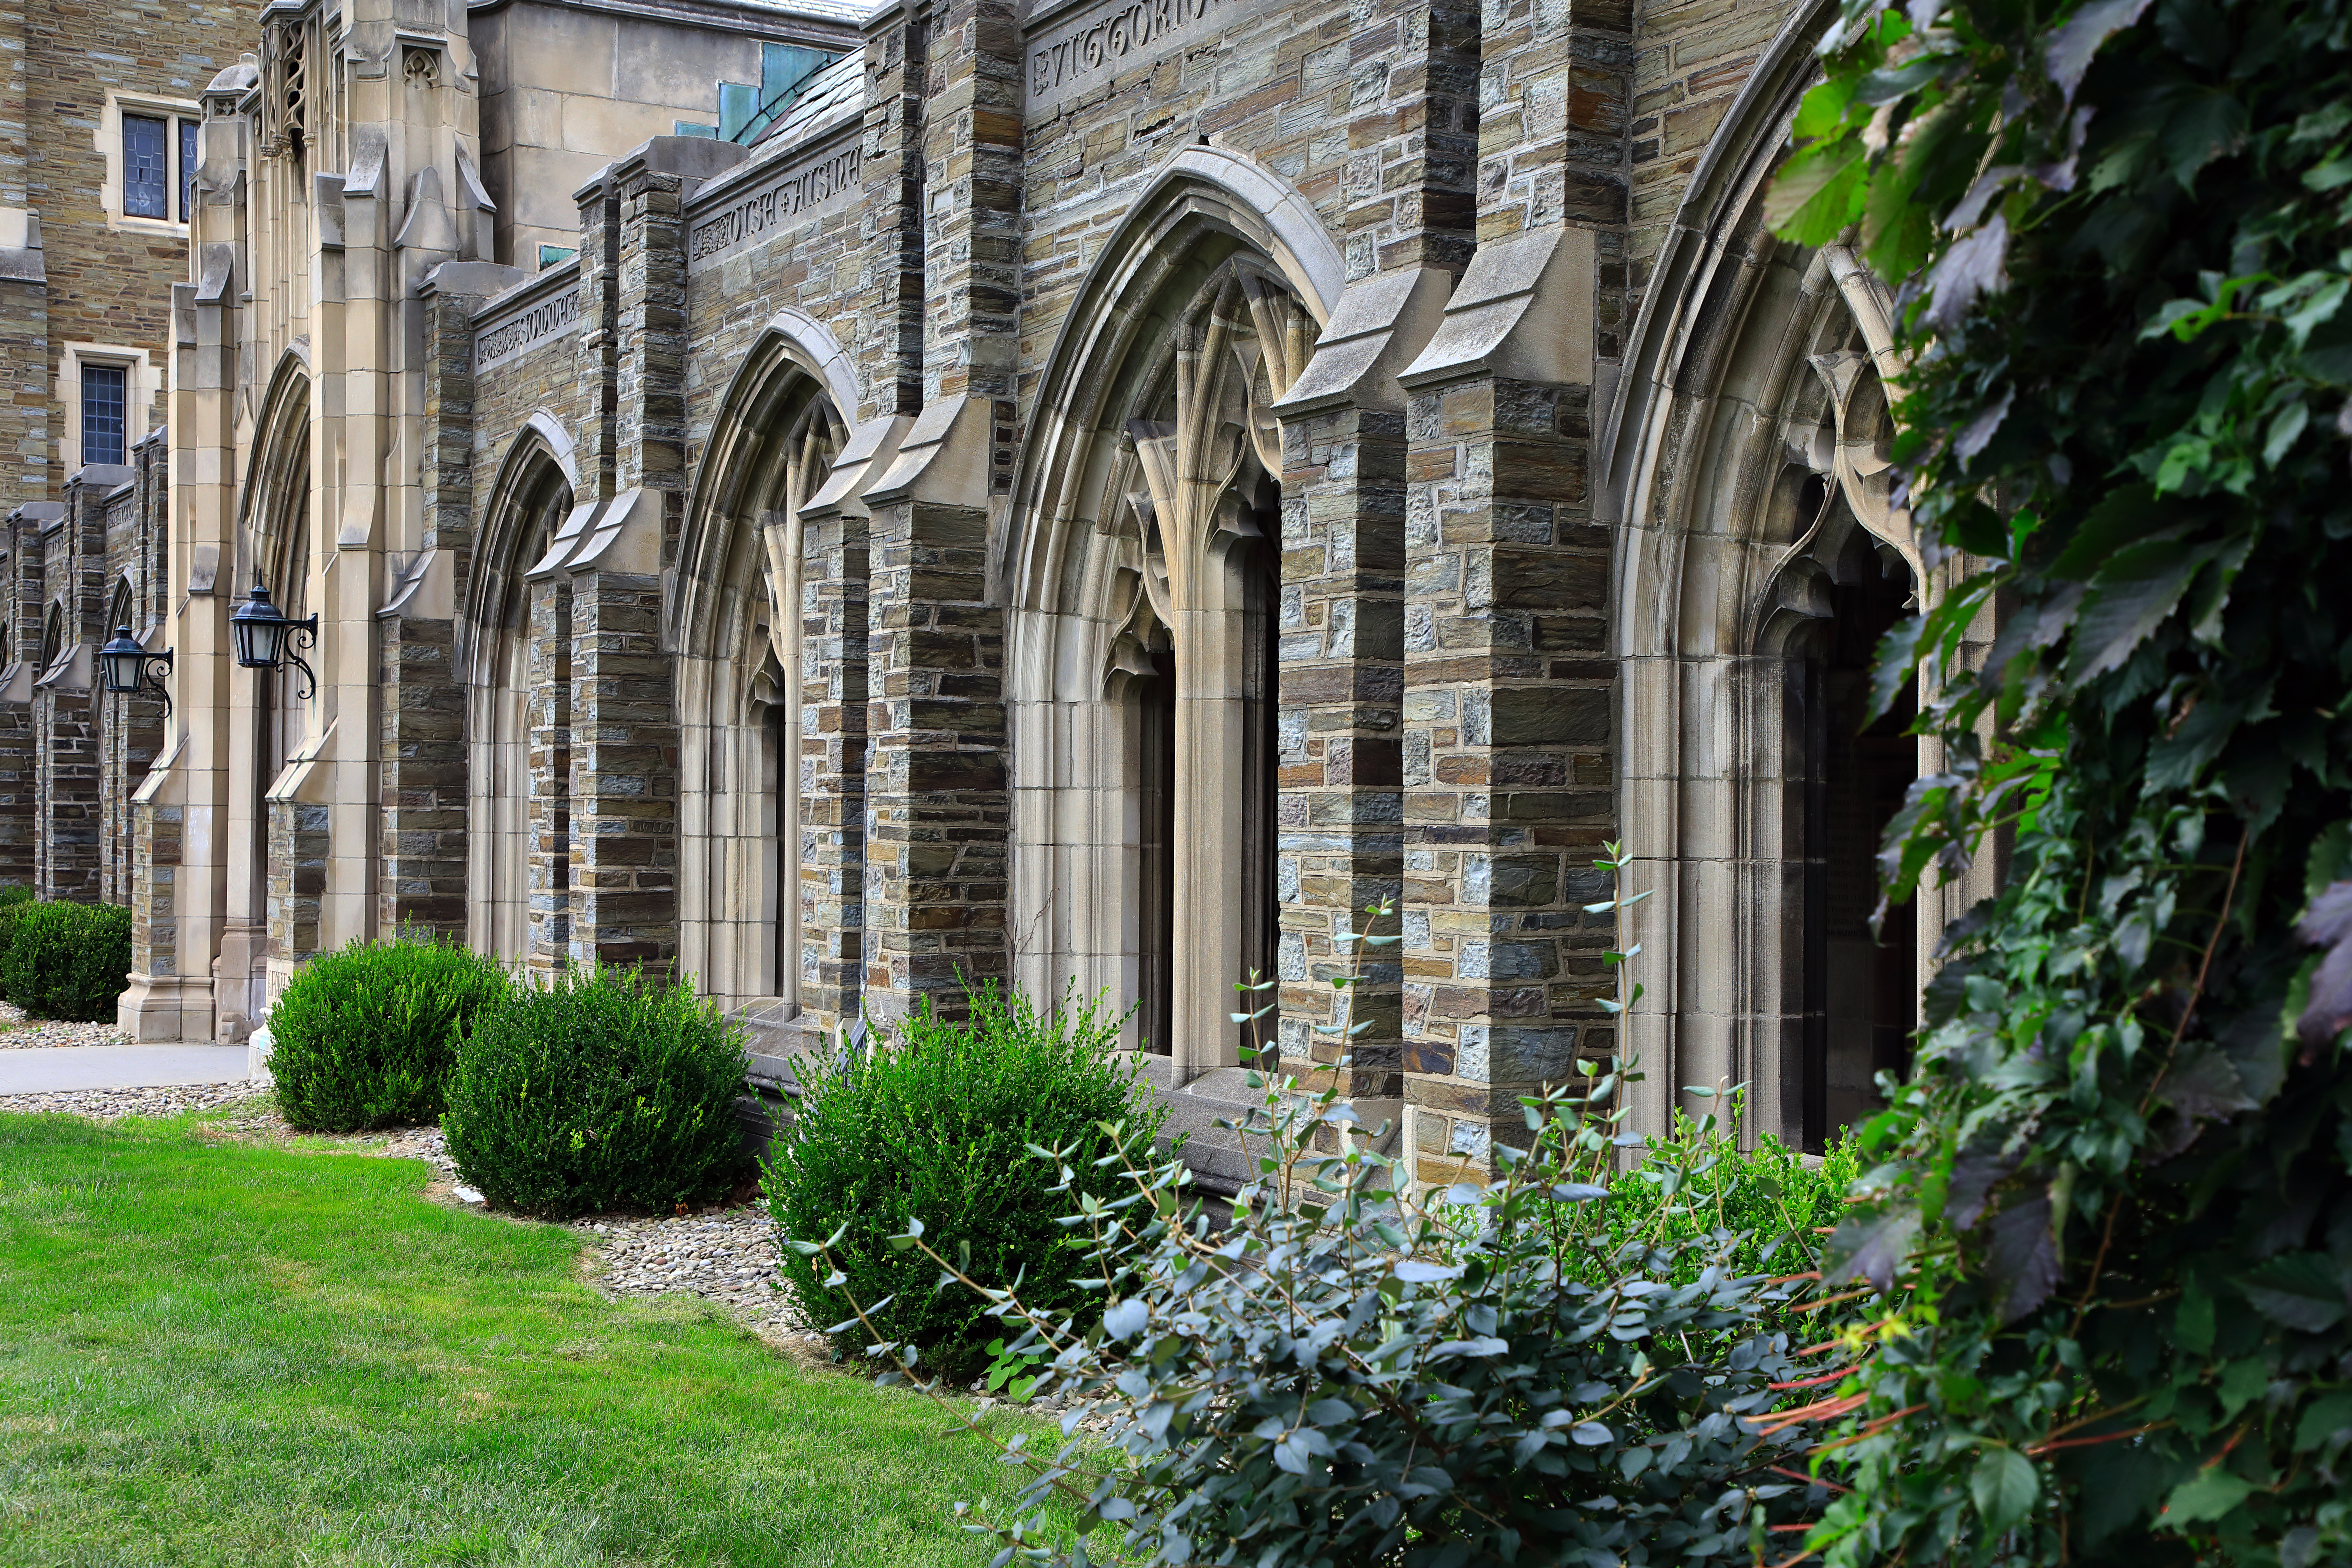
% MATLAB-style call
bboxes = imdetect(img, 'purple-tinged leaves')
[1986,1195,2060,1323]
[1945,1144,2018,1230]
[1827,1206,1921,1292]
[2155,1049,2256,1124]
[2294,880,2352,1049]
[2238,1252,2350,1333]
[1953,387,2017,469]
[1923,215,2011,332]
[2044,0,2153,103]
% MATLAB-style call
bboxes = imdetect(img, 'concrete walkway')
[0,1044,254,1094]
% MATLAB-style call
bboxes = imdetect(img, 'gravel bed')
[0,1000,133,1050]
[289,1123,808,1337]
[0,1081,258,1118]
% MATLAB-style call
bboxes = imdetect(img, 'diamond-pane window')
[123,114,168,219]
[83,365,127,468]
[180,118,198,222]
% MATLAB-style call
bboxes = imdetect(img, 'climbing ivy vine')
[1768,0,2352,1561]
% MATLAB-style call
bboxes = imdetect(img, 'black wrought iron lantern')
[230,580,319,700]
[98,625,174,717]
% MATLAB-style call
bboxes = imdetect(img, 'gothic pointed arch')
[1601,0,1981,1150]
[1000,143,1338,626]
[463,416,579,964]
[1001,151,1334,1071]
[460,414,578,685]
[237,347,311,600]
[672,314,858,1013]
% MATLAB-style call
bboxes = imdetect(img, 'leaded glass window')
[180,118,198,222]
[123,114,168,219]
[83,365,127,468]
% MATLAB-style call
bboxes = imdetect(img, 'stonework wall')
[0,0,239,895]
[117,0,1884,1147]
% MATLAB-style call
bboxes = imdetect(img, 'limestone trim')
[1000,144,1337,612]
[93,91,201,236]
[1005,239,1312,1074]
[674,323,852,1013]
[464,427,575,967]
[55,344,161,479]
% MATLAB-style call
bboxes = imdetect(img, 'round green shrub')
[0,884,37,1004]
[766,983,1166,1381]
[0,901,132,1022]
[267,931,513,1133]
[442,963,750,1220]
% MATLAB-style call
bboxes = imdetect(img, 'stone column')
[859,400,1006,1026]
[0,504,55,890]
[1393,228,1618,1187]
[523,568,573,972]
[566,534,676,972]
[851,6,926,424]
[545,143,736,975]
[794,493,870,1037]
[375,281,487,939]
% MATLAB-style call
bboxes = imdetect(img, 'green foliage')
[1768,0,2352,1562]
[0,883,36,1005]
[1594,1105,1860,1288]
[805,851,1881,1566]
[766,983,1165,1383]
[267,932,513,1133]
[0,900,132,1022]
[443,963,750,1220]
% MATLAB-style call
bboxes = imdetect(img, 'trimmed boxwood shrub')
[1,901,132,1022]
[442,963,751,1220]
[766,982,1166,1381]
[268,931,513,1133]
[0,884,35,1004]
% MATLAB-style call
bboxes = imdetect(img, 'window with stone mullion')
[124,114,169,219]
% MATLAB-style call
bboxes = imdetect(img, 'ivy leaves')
[1768,0,2352,1563]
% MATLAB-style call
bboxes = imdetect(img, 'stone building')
[108,0,1996,1176]
[0,0,251,898]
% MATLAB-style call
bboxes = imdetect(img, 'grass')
[0,1105,1073,1566]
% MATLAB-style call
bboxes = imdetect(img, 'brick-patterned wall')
[19,0,246,495]
[1627,0,1794,312]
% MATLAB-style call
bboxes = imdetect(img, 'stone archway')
[1002,172,1323,1072]
[1601,0,1994,1145]
[463,424,576,966]
[675,322,853,1019]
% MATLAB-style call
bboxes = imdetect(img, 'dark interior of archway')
[1238,472,1282,1068]
[769,699,789,999]
[1803,543,1918,1153]
[1139,640,1175,1056]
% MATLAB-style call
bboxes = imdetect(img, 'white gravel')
[0,999,133,1050]
[0,1080,255,1117]
[345,1124,806,1336]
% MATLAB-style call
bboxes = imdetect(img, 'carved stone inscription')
[474,287,580,374]
[687,144,861,270]
[1026,0,1277,114]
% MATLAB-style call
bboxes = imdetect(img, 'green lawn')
[0,1107,1067,1566]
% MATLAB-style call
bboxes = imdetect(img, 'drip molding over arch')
[999,143,1339,618]
[672,310,859,661]
[458,419,575,681]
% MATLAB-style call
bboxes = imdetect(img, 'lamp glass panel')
[232,612,287,669]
